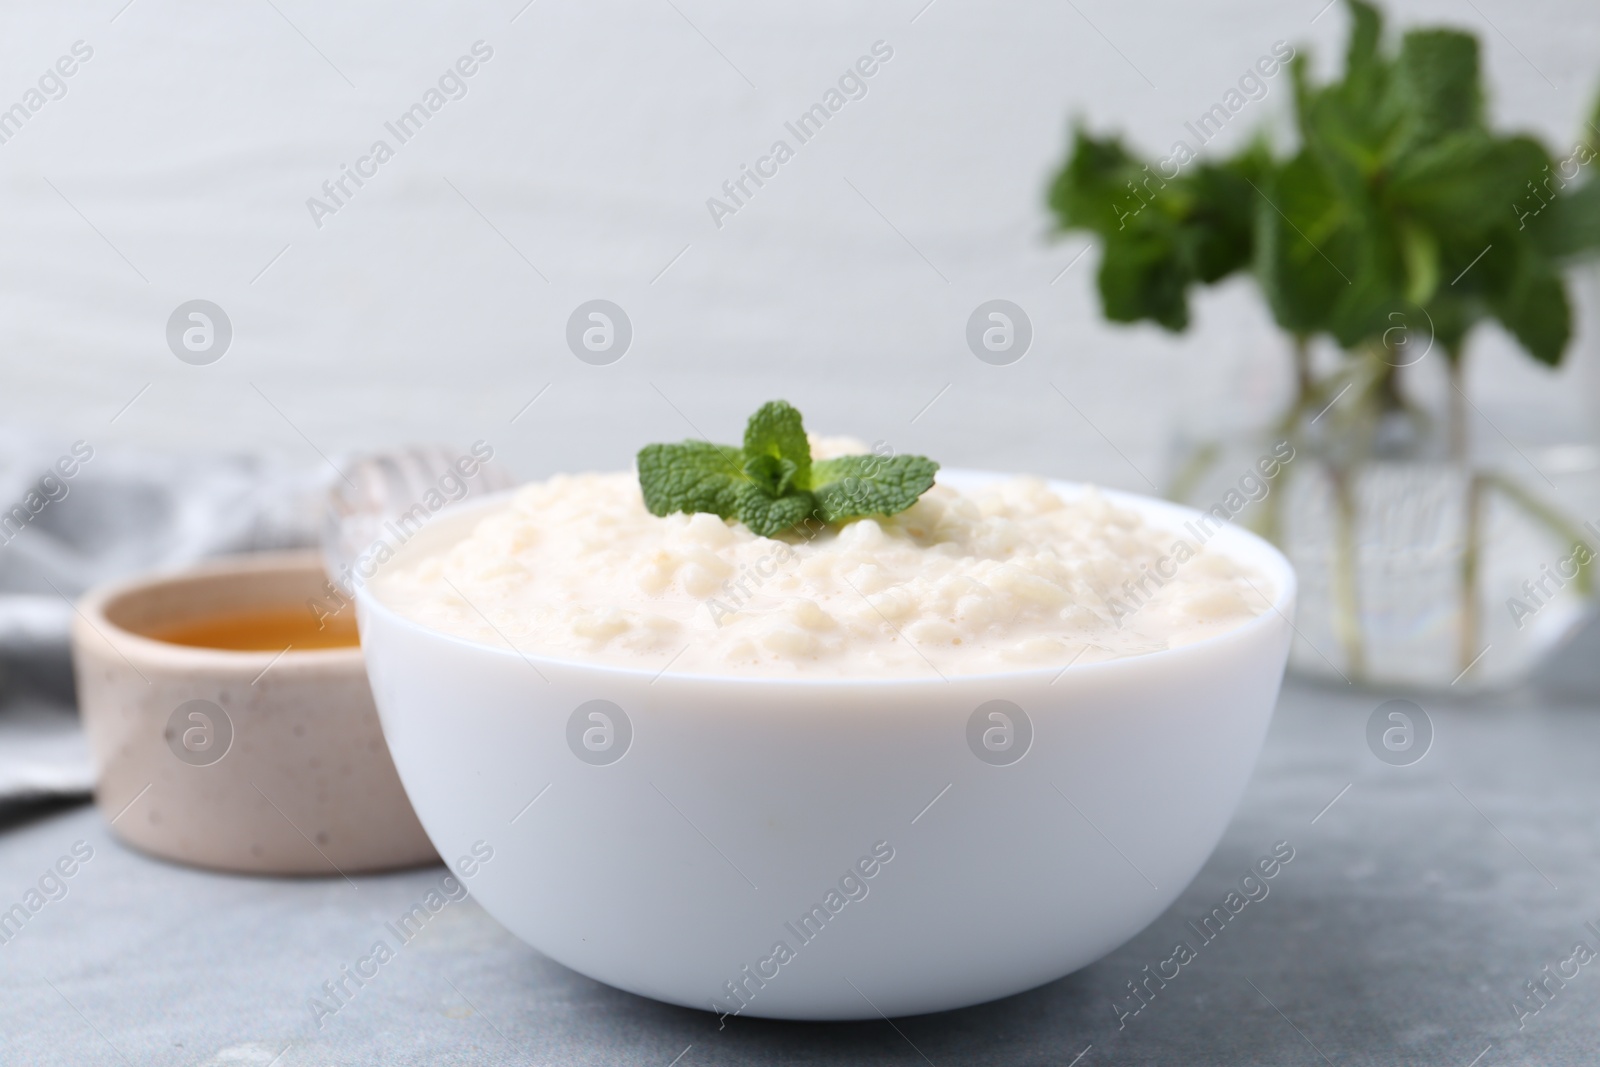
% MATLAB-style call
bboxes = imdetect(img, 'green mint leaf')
[1389,133,1544,243]
[742,453,800,498]
[742,400,811,491]
[1394,28,1482,149]
[812,454,939,523]
[1047,127,1147,239]
[639,403,940,535]
[1097,228,1191,331]
[1185,150,1270,283]
[637,441,746,519]
[1489,249,1570,366]
[1047,128,1269,334]
[736,485,818,538]
[1343,0,1384,73]
[1534,179,1600,261]
[1254,149,1353,335]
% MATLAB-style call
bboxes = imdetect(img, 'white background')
[2,0,1597,490]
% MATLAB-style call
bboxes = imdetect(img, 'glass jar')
[1169,432,1600,690]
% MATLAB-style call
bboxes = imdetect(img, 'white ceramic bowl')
[357,472,1295,1020]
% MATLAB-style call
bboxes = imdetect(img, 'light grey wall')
[2,0,1597,489]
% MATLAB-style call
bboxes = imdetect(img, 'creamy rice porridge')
[375,439,1272,678]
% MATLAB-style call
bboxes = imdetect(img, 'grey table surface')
[3,667,1599,1067]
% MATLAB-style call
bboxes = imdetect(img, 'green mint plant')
[1047,128,1268,332]
[1045,0,1600,683]
[1050,0,1600,382]
[637,401,939,537]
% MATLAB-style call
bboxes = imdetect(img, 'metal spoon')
[322,444,515,595]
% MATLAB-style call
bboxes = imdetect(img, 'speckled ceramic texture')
[71,551,437,875]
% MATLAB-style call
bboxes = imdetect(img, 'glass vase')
[1168,433,1600,691]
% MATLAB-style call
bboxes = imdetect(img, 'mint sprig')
[637,401,939,537]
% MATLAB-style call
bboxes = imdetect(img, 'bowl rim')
[74,548,365,667]
[355,469,1298,688]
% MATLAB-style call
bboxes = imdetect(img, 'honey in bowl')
[148,608,359,651]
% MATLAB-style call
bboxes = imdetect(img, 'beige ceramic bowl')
[71,550,436,875]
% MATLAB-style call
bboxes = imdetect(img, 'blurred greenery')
[1047,0,1600,368]
[1047,0,1600,683]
